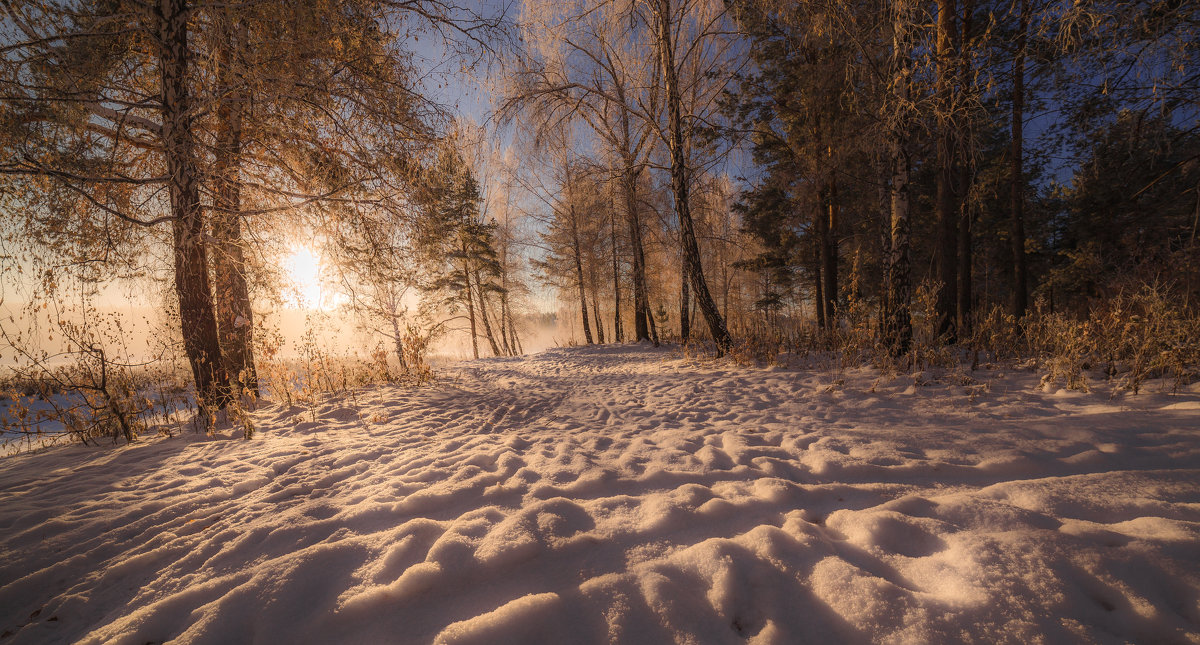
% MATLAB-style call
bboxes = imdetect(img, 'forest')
[0,0,1198,643]
[0,0,1197,437]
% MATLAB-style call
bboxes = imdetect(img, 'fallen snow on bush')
[2,344,1199,644]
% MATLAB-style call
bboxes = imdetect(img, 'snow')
[1,344,1198,643]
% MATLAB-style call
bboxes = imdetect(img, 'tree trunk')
[622,169,651,342]
[680,251,691,341]
[886,2,915,356]
[652,288,662,342]
[821,173,839,326]
[814,259,825,329]
[498,279,513,356]
[887,145,914,356]
[506,299,523,355]
[592,286,605,344]
[497,266,512,356]
[610,203,623,342]
[957,184,973,334]
[461,254,479,359]
[211,20,258,399]
[656,0,731,355]
[473,271,502,356]
[935,0,959,342]
[159,0,229,413]
[570,206,594,345]
[956,0,974,335]
[1010,0,1029,319]
[878,163,892,336]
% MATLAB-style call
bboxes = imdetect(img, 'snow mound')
[1,344,1198,643]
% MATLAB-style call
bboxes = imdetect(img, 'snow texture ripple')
[1,344,1198,643]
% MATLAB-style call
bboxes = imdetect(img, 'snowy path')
[1,345,1199,644]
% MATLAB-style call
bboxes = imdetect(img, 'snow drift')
[1,345,1198,643]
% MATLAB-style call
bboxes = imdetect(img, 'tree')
[934,0,962,339]
[650,0,732,353]
[885,0,917,355]
[499,0,662,343]
[414,144,506,358]
[1009,0,1030,319]
[1,0,230,413]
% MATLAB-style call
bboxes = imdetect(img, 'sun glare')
[284,245,325,309]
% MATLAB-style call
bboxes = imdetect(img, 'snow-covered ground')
[1,344,1198,644]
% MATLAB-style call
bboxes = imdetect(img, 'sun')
[283,244,324,309]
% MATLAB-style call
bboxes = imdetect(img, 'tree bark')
[935,0,960,342]
[1010,0,1029,319]
[570,204,595,345]
[158,0,229,412]
[610,202,623,342]
[821,173,839,326]
[647,298,660,345]
[473,271,502,356]
[622,169,652,342]
[498,265,512,356]
[956,0,974,335]
[506,299,524,355]
[886,2,915,356]
[211,18,258,398]
[878,163,892,336]
[813,242,826,330]
[592,286,605,344]
[461,253,479,359]
[680,251,691,341]
[655,0,731,355]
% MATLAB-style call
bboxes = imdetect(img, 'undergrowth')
[1,324,441,453]
[704,280,1200,394]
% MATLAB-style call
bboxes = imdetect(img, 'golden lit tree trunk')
[159,0,229,413]
[655,0,731,355]
[211,17,258,398]
[610,202,624,342]
[570,201,595,345]
[622,169,652,342]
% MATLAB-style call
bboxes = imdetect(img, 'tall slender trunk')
[680,250,690,341]
[592,286,605,344]
[957,0,974,335]
[473,271,502,356]
[610,202,623,342]
[886,1,915,356]
[957,184,973,334]
[461,253,479,359]
[878,161,893,335]
[813,250,825,330]
[624,169,652,340]
[656,0,731,355]
[935,0,959,342]
[507,300,523,355]
[498,278,513,356]
[622,169,652,342]
[570,204,594,345]
[1010,0,1029,318]
[212,19,257,398]
[644,280,661,345]
[159,0,228,412]
[821,171,839,326]
[888,145,914,355]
